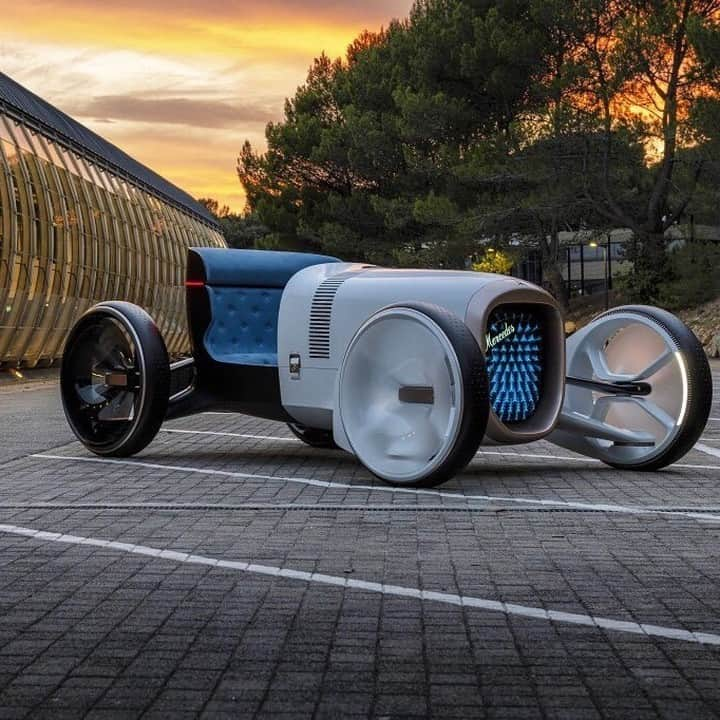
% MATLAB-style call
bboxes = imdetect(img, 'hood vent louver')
[308,275,349,359]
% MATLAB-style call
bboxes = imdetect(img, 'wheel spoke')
[100,390,136,422]
[631,397,677,432]
[76,380,104,406]
[592,395,676,434]
[632,349,674,381]
[585,346,633,382]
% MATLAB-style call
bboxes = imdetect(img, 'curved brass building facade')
[0,73,225,367]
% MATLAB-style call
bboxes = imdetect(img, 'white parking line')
[0,502,650,512]
[163,429,295,442]
[3,501,720,514]
[480,449,593,462]
[30,454,720,523]
[694,443,720,460]
[0,502,531,511]
[161,427,720,471]
[0,521,717,646]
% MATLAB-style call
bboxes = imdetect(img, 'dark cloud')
[69,95,277,128]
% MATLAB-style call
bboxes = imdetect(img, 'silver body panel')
[277,263,564,451]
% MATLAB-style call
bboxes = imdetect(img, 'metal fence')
[512,238,631,300]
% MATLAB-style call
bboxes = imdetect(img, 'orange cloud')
[1,2,405,63]
[1,1,412,212]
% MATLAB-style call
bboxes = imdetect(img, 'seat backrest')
[204,286,281,366]
[189,247,340,288]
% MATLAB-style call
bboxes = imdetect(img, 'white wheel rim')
[338,308,463,484]
[566,312,688,465]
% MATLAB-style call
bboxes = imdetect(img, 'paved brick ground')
[0,366,719,718]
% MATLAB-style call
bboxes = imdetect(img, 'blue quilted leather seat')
[205,287,282,366]
[198,248,339,367]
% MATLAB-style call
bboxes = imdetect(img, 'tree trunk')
[540,228,568,311]
[627,232,669,304]
[544,264,568,311]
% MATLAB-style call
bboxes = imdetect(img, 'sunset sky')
[0,1,412,212]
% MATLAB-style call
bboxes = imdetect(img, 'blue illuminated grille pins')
[485,308,543,423]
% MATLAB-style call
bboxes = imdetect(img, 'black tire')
[287,423,338,449]
[340,302,489,488]
[402,303,489,486]
[61,301,170,457]
[596,305,712,471]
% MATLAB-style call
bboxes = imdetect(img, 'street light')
[589,239,610,311]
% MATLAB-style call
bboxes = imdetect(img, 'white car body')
[277,262,565,454]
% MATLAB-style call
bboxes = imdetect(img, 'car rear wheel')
[61,301,169,457]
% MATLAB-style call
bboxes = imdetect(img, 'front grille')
[485,307,544,423]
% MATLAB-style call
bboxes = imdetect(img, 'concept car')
[60,248,712,487]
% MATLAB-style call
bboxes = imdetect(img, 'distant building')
[512,223,720,299]
[511,229,633,298]
[559,229,633,298]
[0,72,225,367]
